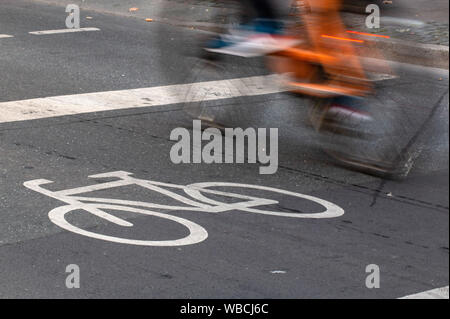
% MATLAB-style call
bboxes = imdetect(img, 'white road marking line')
[399,286,449,299]
[0,34,14,38]
[0,74,287,124]
[29,27,100,35]
[381,17,425,27]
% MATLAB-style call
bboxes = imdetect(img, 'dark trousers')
[240,0,279,21]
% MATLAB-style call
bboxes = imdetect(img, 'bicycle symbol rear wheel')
[48,203,209,246]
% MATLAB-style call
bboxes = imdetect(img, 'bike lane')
[0,0,448,299]
[0,86,448,297]
[0,164,447,298]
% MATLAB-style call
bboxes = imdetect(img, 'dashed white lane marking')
[0,74,287,124]
[29,27,100,35]
[399,286,449,299]
[0,34,14,38]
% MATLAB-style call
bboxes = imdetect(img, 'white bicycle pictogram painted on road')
[24,171,344,246]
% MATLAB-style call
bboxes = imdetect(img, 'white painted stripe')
[381,17,425,26]
[29,27,100,35]
[0,75,287,124]
[0,34,14,38]
[399,286,449,299]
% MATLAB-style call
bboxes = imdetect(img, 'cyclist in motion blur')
[200,0,408,177]
[205,0,373,126]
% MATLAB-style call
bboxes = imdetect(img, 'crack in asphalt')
[278,164,449,212]
[369,89,449,208]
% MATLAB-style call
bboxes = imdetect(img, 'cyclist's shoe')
[322,96,373,137]
[204,19,301,57]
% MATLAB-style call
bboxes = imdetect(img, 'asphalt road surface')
[0,0,448,298]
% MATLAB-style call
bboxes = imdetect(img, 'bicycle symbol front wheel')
[185,182,344,218]
[48,204,208,246]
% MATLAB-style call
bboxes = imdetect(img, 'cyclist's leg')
[306,1,374,127]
